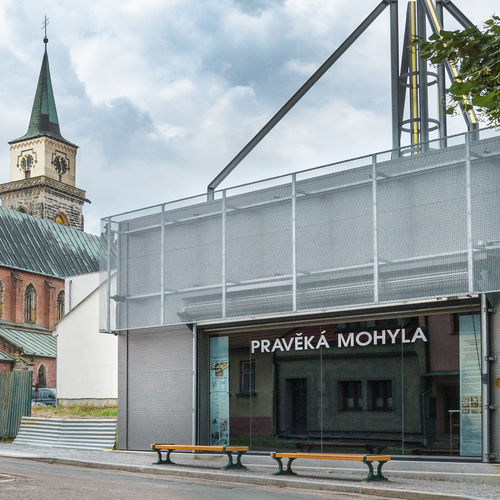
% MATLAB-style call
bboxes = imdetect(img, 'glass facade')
[209,311,482,456]
[100,132,500,332]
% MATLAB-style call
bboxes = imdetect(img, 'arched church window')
[55,211,70,226]
[0,280,3,318]
[24,284,37,324]
[18,206,28,214]
[57,290,65,321]
[38,364,47,388]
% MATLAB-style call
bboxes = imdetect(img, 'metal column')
[481,294,491,462]
[160,205,165,325]
[292,174,297,311]
[222,191,227,318]
[372,155,379,303]
[465,132,473,294]
[106,218,112,332]
[192,323,197,446]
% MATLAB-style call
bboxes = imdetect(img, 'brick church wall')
[0,360,13,372]
[33,357,57,388]
[0,267,64,329]
[0,267,59,386]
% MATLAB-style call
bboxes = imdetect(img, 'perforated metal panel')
[118,325,193,450]
[471,139,500,293]
[101,132,500,331]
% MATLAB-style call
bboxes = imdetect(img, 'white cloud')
[0,0,497,234]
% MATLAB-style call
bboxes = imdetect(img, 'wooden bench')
[151,444,249,470]
[270,452,391,481]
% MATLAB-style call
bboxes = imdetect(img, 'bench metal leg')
[272,457,297,476]
[363,460,388,482]
[223,451,247,470]
[154,449,175,465]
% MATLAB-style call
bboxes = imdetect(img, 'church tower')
[0,34,87,230]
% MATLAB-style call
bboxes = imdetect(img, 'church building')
[0,35,87,231]
[0,36,99,389]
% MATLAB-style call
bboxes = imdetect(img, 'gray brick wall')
[1,184,84,230]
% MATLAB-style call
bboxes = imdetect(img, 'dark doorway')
[286,378,307,434]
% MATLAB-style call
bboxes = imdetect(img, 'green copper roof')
[10,43,76,147]
[0,207,100,278]
[0,350,14,361]
[0,327,56,358]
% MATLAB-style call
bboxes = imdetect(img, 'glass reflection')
[210,312,480,456]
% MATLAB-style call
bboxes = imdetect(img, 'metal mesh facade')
[100,132,500,331]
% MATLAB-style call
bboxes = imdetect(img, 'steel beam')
[409,2,420,151]
[420,0,478,132]
[398,5,410,144]
[442,0,475,29]
[207,0,391,196]
[417,0,430,149]
[436,0,448,146]
[390,0,400,156]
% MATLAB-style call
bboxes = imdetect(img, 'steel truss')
[207,0,480,195]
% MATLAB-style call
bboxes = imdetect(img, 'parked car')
[32,387,57,406]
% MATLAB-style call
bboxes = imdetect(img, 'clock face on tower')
[53,155,69,176]
[20,154,34,171]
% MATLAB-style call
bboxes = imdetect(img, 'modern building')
[101,130,500,461]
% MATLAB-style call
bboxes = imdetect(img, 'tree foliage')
[417,15,500,127]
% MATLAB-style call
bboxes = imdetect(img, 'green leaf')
[472,93,495,108]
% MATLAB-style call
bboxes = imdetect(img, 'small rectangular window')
[240,360,255,395]
[368,380,393,411]
[338,380,362,411]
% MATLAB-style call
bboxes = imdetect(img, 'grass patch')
[31,405,117,419]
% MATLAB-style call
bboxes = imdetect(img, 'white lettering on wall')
[338,332,354,348]
[250,327,428,353]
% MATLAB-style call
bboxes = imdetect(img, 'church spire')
[10,25,74,146]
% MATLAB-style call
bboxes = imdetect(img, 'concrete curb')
[1,453,478,500]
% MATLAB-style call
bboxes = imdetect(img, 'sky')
[0,0,498,234]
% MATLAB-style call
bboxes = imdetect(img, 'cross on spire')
[42,15,49,45]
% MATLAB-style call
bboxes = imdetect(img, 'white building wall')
[65,272,99,314]
[57,283,117,405]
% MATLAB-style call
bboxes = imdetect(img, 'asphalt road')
[0,457,392,499]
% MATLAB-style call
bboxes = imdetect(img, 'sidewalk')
[1,443,499,500]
